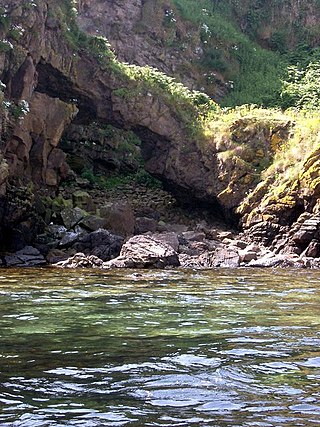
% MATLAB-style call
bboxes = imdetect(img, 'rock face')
[1,1,295,216]
[61,123,142,176]
[77,0,320,100]
[238,142,320,255]
[7,92,77,187]
[77,0,220,98]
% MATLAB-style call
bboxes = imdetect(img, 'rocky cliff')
[77,0,320,103]
[0,0,320,261]
[0,0,222,249]
[76,0,218,96]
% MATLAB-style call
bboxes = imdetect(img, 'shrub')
[280,62,320,110]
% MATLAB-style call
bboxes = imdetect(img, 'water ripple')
[0,268,320,426]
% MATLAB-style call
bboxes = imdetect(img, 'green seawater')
[0,268,320,426]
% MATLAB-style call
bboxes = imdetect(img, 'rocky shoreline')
[1,181,320,270]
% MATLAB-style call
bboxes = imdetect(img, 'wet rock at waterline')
[55,252,104,268]
[103,235,180,269]
[3,246,46,267]
[179,247,240,269]
[73,229,124,261]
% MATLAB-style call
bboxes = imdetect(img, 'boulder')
[179,246,239,269]
[46,248,69,264]
[247,253,286,268]
[79,215,106,232]
[54,252,103,268]
[165,223,189,233]
[4,246,46,267]
[99,201,135,237]
[135,217,158,234]
[239,250,257,263]
[72,190,95,212]
[213,247,240,268]
[180,241,210,256]
[72,228,123,261]
[217,231,234,240]
[179,253,208,269]
[61,207,87,230]
[233,240,248,249]
[103,235,180,269]
[149,232,180,252]
[181,231,206,242]
[302,239,320,258]
[238,247,258,263]
[59,231,83,248]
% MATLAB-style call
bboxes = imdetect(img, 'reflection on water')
[0,268,320,426]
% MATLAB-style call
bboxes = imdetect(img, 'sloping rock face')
[238,143,320,254]
[7,92,77,187]
[76,0,222,99]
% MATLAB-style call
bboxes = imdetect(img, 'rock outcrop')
[72,228,123,261]
[76,0,223,99]
[238,141,320,254]
[55,252,103,268]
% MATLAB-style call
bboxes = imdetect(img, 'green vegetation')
[57,0,320,113]
[81,169,162,190]
[0,39,13,52]
[281,62,320,110]
[172,0,285,107]
[54,0,85,49]
[264,112,320,181]
[170,0,320,109]
[2,99,30,120]
[280,46,320,110]
[237,109,320,220]
[0,7,10,32]
[53,0,320,165]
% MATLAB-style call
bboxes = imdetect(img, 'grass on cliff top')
[197,105,320,200]
[171,0,286,107]
[171,0,320,109]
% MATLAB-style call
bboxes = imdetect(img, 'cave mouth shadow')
[35,61,237,230]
